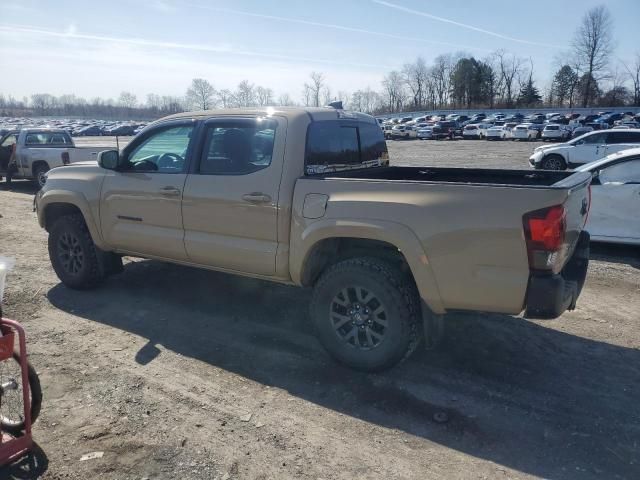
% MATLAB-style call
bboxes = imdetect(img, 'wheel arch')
[31,160,50,177]
[38,191,107,249]
[292,219,446,314]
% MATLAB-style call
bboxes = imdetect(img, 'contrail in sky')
[0,24,396,69]
[182,3,492,53]
[372,0,559,48]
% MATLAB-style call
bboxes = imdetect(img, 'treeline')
[2,6,639,120]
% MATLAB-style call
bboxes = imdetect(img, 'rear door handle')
[242,192,272,204]
[160,186,181,196]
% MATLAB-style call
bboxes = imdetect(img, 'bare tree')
[234,80,255,107]
[622,53,640,106]
[336,91,350,109]
[255,86,274,106]
[217,89,234,108]
[403,57,428,108]
[186,78,216,110]
[146,93,162,110]
[430,54,453,109]
[382,71,405,112]
[322,86,333,106]
[494,50,525,108]
[278,93,295,106]
[572,5,614,107]
[304,72,324,107]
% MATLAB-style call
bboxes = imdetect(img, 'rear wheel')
[34,164,49,188]
[310,257,420,372]
[48,214,105,289]
[541,154,567,170]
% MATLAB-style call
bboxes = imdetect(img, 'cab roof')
[158,107,377,125]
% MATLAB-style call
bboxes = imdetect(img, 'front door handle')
[242,192,272,204]
[160,186,181,196]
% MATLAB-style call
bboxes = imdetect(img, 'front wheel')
[0,353,42,434]
[541,154,567,170]
[48,214,105,289]
[310,257,421,372]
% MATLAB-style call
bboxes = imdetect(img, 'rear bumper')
[524,231,590,319]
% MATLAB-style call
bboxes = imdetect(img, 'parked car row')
[0,117,148,138]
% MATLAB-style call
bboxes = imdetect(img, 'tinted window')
[599,159,640,184]
[25,132,72,146]
[606,131,640,144]
[198,120,276,175]
[306,123,358,174]
[359,123,387,163]
[126,125,193,173]
[305,121,389,175]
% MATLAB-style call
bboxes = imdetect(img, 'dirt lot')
[0,138,638,479]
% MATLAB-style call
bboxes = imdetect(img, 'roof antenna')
[327,101,343,110]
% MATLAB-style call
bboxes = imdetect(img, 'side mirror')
[98,150,119,170]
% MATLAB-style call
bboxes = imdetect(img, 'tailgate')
[523,171,592,319]
[553,171,592,267]
[68,147,101,164]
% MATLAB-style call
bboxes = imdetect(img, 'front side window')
[126,125,193,173]
[198,119,276,175]
[1,134,17,147]
[578,132,606,145]
[599,159,640,184]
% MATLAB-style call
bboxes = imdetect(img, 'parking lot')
[0,138,638,479]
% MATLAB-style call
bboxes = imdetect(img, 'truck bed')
[313,166,591,189]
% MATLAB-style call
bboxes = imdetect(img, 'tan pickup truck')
[35,107,592,371]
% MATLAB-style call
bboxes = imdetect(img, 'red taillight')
[61,152,70,165]
[523,205,566,271]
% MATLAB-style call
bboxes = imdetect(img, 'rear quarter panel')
[291,178,575,315]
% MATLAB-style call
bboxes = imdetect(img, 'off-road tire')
[48,214,105,289]
[0,353,42,434]
[310,257,421,372]
[541,154,567,170]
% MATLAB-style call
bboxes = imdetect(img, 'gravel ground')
[0,138,638,479]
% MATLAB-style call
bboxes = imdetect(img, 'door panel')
[587,159,640,241]
[182,117,285,276]
[571,144,603,164]
[100,122,196,260]
[588,184,640,240]
[100,171,188,259]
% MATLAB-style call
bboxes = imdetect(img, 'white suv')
[529,129,640,170]
[541,124,571,141]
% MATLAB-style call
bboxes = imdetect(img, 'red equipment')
[0,317,40,465]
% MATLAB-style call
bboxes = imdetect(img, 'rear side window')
[25,132,72,146]
[305,121,388,175]
[606,131,640,144]
[198,119,276,175]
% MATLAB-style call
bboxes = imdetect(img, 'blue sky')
[1,0,638,102]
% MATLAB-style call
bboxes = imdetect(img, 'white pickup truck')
[0,128,103,187]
